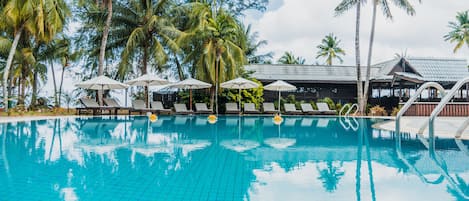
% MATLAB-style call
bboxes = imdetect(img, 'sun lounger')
[151,101,172,114]
[225,102,240,114]
[77,98,116,115]
[174,103,193,114]
[316,103,337,115]
[300,103,320,115]
[195,103,212,114]
[262,102,278,114]
[243,103,260,114]
[104,98,131,114]
[130,100,159,114]
[284,103,302,115]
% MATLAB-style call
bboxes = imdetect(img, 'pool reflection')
[1,116,469,201]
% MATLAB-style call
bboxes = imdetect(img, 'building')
[245,57,469,108]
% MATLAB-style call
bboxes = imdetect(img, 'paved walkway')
[0,115,71,123]
[376,116,469,140]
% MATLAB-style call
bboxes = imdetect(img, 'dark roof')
[244,57,469,83]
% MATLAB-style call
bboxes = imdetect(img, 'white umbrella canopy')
[264,80,296,91]
[221,77,260,112]
[264,80,297,113]
[170,78,212,111]
[125,74,170,86]
[220,77,259,89]
[75,75,129,90]
[125,74,171,108]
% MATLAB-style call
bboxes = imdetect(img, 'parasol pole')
[238,87,242,115]
[278,90,281,113]
[189,88,193,111]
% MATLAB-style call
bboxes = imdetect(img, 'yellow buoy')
[149,114,158,122]
[273,114,283,125]
[208,114,217,124]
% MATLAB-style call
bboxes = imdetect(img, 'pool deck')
[0,115,70,123]
[375,116,469,140]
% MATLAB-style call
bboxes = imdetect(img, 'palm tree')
[316,33,346,65]
[362,0,421,115]
[114,0,180,107]
[0,0,69,112]
[244,24,273,64]
[335,0,365,114]
[181,3,246,112]
[97,0,113,106]
[277,51,305,64]
[444,10,469,53]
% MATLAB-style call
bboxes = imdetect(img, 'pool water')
[1,116,469,201]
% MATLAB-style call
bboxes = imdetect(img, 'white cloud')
[242,0,469,65]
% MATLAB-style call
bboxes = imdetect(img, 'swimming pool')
[1,116,469,201]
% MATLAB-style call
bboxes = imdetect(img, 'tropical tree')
[362,0,421,115]
[180,3,247,111]
[277,51,305,64]
[244,24,273,64]
[114,0,180,107]
[97,0,113,106]
[335,0,365,114]
[316,33,345,65]
[0,0,69,112]
[444,10,469,53]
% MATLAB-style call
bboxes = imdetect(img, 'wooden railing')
[399,102,469,116]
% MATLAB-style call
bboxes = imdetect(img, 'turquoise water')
[1,116,469,201]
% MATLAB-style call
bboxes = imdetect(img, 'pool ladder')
[339,103,359,131]
[340,103,359,117]
[394,77,469,199]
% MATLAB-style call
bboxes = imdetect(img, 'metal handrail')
[339,103,351,116]
[346,103,359,116]
[425,77,469,146]
[395,82,446,137]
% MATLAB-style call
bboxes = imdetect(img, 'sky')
[44,0,469,105]
[241,0,469,65]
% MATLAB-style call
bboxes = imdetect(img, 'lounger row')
[77,98,213,115]
[227,102,336,115]
[77,98,336,115]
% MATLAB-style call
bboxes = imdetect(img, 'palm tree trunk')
[143,45,149,108]
[97,0,113,106]
[174,54,185,81]
[355,1,363,115]
[2,27,23,113]
[363,0,378,115]
[58,65,66,107]
[30,69,38,109]
[50,62,59,107]
[19,72,26,106]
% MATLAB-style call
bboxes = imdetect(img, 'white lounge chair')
[77,98,116,115]
[195,103,212,114]
[151,101,172,114]
[316,103,336,115]
[244,103,260,114]
[174,103,193,114]
[131,100,158,114]
[300,103,320,115]
[225,102,240,114]
[284,103,302,115]
[262,102,277,114]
